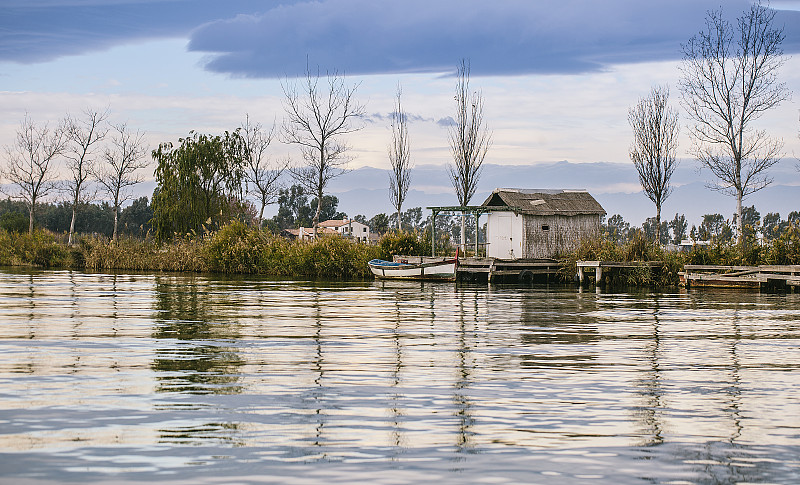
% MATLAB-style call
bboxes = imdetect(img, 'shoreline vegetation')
[2,221,799,287]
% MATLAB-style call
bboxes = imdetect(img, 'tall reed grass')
[558,224,800,287]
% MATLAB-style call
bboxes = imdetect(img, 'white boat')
[368,253,459,281]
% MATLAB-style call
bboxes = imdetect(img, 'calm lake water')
[0,268,798,485]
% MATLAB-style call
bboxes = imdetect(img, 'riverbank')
[557,229,800,287]
[3,222,799,286]
[0,222,395,279]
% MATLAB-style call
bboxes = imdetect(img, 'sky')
[1,0,799,222]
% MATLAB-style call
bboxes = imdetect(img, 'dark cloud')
[2,0,798,77]
[0,0,293,63]
[188,0,800,77]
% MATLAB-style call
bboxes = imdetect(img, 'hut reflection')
[517,288,599,370]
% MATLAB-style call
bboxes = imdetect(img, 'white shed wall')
[486,211,524,259]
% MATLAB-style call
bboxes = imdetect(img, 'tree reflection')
[311,288,326,450]
[453,290,476,454]
[632,294,664,447]
[150,275,244,395]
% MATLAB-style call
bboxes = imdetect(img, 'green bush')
[378,230,433,259]
[0,212,27,233]
[9,230,72,268]
[204,220,271,273]
[558,232,683,287]
[204,221,381,279]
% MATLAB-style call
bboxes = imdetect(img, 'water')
[0,268,798,484]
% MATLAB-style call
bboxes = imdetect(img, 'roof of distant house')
[319,219,363,228]
[481,188,606,216]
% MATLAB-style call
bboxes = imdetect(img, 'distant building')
[318,218,372,243]
[282,226,338,242]
[482,188,606,259]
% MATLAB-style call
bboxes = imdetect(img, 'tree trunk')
[68,208,77,245]
[313,192,322,239]
[736,189,743,246]
[460,211,467,255]
[113,202,120,241]
[656,204,661,245]
[28,200,35,235]
[258,198,266,228]
[397,210,401,231]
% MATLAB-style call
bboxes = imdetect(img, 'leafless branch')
[447,59,491,251]
[240,114,288,226]
[678,1,789,243]
[1,114,67,233]
[63,107,109,244]
[94,122,148,240]
[388,84,412,230]
[628,85,680,243]
[281,64,365,237]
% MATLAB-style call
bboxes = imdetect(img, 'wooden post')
[474,210,480,257]
[431,210,437,257]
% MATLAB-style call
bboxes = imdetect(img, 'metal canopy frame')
[426,205,492,257]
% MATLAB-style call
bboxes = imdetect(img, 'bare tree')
[1,114,67,234]
[388,84,412,231]
[94,123,148,241]
[282,65,365,238]
[240,114,288,227]
[63,108,109,245]
[447,59,491,253]
[679,1,790,245]
[628,85,679,244]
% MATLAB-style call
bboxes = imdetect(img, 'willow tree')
[447,59,491,252]
[388,84,412,231]
[628,85,679,244]
[151,130,243,240]
[679,1,789,245]
[282,66,365,238]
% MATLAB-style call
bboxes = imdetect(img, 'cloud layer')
[0,0,291,63]
[2,0,799,77]
[187,0,800,77]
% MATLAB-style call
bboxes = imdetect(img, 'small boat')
[368,251,459,281]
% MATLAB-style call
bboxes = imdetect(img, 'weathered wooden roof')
[481,188,606,216]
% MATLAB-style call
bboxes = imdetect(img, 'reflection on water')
[0,270,799,484]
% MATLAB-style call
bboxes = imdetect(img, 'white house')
[318,218,372,243]
[482,189,606,259]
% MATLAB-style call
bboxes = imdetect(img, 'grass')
[0,221,390,280]
[557,225,800,287]
[4,222,799,286]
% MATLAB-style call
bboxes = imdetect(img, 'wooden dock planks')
[680,264,800,290]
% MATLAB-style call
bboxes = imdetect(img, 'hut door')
[495,214,513,258]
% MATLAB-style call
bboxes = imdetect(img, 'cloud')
[3,0,799,77]
[0,0,293,63]
[188,0,800,78]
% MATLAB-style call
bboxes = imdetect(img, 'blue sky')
[1,0,799,220]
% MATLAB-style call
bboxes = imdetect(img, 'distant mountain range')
[319,160,800,227]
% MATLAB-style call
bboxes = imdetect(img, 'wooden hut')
[482,188,605,259]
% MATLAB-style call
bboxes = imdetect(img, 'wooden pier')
[457,257,561,283]
[576,260,663,286]
[680,265,800,291]
[391,256,562,283]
